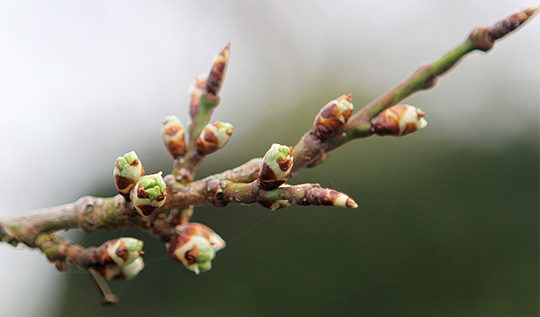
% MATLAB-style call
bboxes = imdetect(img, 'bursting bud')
[104,238,144,267]
[167,223,226,274]
[314,94,354,140]
[130,172,168,217]
[161,115,186,159]
[98,258,145,281]
[205,43,230,96]
[371,104,428,136]
[259,143,294,190]
[95,237,145,280]
[195,121,234,156]
[114,151,144,199]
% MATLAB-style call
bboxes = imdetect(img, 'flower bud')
[205,43,230,96]
[195,121,233,156]
[114,151,144,199]
[371,104,428,136]
[167,223,225,274]
[189,74,208,119]
[103,238,144,267]
[176,223,226,252]
[259,143,294,190]
[314,94,354,140]
[305,188,358,208]
[130,172,168,217]
[161,115,186,159]
[98,257,145,280]
[259,199,292,211]
[170,235,215,275]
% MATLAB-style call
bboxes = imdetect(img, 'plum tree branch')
[0,6,537,304]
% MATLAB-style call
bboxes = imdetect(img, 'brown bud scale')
[371,105,427,136]
[184,246,200,265]
[114,175,135,192]
[205,43,230,96]
[314,94,353,140]
[276,156,293,172]
[491,7,538,41]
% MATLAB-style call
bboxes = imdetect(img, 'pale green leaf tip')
[139,172,166,200]
[266,143,291,161]
[120,238,144,252]
[116,151,138,170]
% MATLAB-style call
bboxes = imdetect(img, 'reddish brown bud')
[490,6,539,41]
[205,43,230,96]
[259,144,294,190]
[113,151,144,199]
[97,238,144,267]
[371,104,427,136]
[167,223,225,274]
[195,121,234,156]
[161,115,186,159]
[304,187,358,208]
[314,94,354,140]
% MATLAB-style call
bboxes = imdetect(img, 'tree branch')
[0,5,537,304]
[290,6,538,173]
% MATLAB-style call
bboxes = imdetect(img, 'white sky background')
[0,1,538,316]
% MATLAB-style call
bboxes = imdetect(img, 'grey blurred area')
[0,1,537,316]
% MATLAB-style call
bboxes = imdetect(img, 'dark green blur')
[53,107,539,316]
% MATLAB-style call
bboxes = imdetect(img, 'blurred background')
[0,1,538,316]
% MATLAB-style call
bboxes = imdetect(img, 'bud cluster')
[371,104,427,136]
[167,223,225,275]
[113,151,168,217]
[314,94,354,140]
[259,144,294,190]
[94,238,145,280]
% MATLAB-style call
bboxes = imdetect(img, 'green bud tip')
[139,172,166,200]
[116,151,138,171]
[121,237,144,253]
[265,143,292,162]
[191,236,215,274]
[215,122,234,145]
